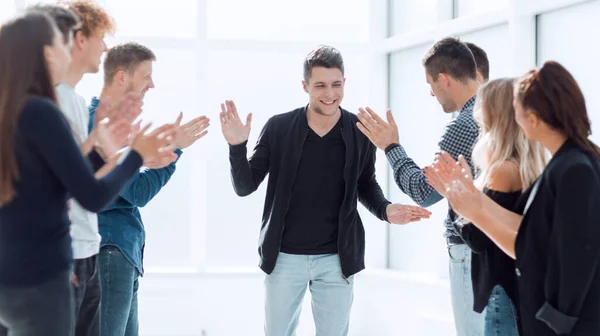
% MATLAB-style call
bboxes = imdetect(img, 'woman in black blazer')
[425,61,600,336]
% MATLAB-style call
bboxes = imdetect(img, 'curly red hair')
[59,0,115,36]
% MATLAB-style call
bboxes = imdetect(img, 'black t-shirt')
[281,118,345,254]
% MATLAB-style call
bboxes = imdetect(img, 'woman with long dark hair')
[0,12,175,335]
[426,61,600,335]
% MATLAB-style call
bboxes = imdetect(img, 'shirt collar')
[460,95,476,114]
[90,96,100,108]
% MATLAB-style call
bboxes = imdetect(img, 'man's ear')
[438,73,452,88]
[302,79,309,93]
[73,30,86,50]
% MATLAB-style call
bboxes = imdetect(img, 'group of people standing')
[0,1,598,336]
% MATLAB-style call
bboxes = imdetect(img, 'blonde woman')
[443,78,547,335]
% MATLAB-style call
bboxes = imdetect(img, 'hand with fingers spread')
[220,100,252,145]
[423,151,483,221]
[172,112,210,149]
[130,123,178,164]
[356,107,399,150]
[386,203,432,225]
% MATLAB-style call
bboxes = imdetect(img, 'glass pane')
[460,24,511,81]
[137,49,199,268]
[206,0,369,42]
[203,48,370,267]
[105,0,197,38]
[25,0,59,6]
[0,0,16,23]
[389,0,438,36]
[388,45,452,278]
[455,0,509,17]
[537,1,600,144]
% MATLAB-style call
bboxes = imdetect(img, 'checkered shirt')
[386,96,480,237]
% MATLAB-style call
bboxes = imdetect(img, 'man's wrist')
[384,143,401,154]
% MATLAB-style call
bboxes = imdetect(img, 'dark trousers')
[73,255,101,336]
[0,269,74,336]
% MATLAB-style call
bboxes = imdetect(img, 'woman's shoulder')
[486,160,522,193]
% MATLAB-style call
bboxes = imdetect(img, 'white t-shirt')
[56,83,101,259]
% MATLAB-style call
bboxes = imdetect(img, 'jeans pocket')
[448,245,466,263]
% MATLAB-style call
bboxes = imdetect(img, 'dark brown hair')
[465,42,489,82]
[103,42,156,85]
[422,37,477,83]
[0,12,58,204]
[516,61,600,158]
[27,4,81,44]
[303,45,344,82]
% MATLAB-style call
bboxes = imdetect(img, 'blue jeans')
[449,244,484,336]
[0,269,73,336]
[265,253,354,336]
[98,246,139,336]
[484,285,519,336]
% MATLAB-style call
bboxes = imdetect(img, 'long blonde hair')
[472,78,548,190]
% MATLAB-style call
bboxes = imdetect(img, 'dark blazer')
[515,139,600,335]
[228,106,390,278]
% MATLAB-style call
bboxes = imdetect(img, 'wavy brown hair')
[516,61,600,158]
[0,13,59,205]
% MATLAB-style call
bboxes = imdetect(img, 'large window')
[0,0,15,23]
[387,44,452,278]
[460,24,512,80]
[206,0,369,42]
[388,0,439,36]
[454,0,509,18]
[537,0,600,144]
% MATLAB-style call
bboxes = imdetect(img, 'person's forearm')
[80,136,95,155]
[470,195,522,259]
[95,152,123,178]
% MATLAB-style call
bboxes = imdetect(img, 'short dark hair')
[27,4,80,44]
[422,37,477,83]
[303,45,344,82]
[465,42,489,82]
[103,42,156,85]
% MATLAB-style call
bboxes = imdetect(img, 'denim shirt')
[88,97,182,275]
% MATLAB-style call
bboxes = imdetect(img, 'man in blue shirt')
[89,42,209,336]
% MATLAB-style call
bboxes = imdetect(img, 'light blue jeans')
[264,253,354,336]
[484,285,519,336]
[449,244,485,336]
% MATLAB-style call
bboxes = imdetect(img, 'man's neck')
[99,85,125,102]
[306,104,341,134]
[453,79,479,112]
[64,57,88,88]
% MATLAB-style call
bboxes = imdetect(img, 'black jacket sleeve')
[228,119,271,197]
[86,149,106,172]
[357,143,391,222]
[535,161,600,334]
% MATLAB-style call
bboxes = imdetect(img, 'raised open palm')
[220,100,252,145]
